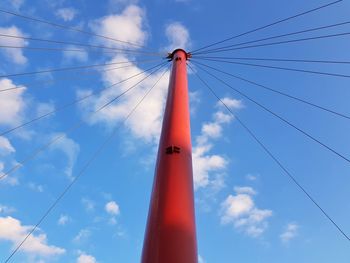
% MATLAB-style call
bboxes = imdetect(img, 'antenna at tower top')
[166,48,192,61]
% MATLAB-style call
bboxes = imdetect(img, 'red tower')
[141,49,198,263]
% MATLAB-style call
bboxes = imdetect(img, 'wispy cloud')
[55,7,78,22]
[280,223,299,244]
[165,22,191,51]
[73,228,91,244]
[58,214,71,226]
[50,132,80,180]
[0,161,18,186]
[28,182,44,193]
[35,102,55,118]
[0,136,15,156]
[0,204,16,214]
[0,135,20,186]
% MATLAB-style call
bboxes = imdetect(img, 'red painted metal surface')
[141,49,198,263]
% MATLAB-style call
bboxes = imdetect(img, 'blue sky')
[0,0,350,262]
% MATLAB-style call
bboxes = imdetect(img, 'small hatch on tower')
[165,146,181,154]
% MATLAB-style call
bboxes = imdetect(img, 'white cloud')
[105,201,120,225]
[202,123,222,139]
[0,136,15,156]
[222,194,254,218]
[217,97,244,110]
[77,253,97,263]
[58,214,70,226]
[0,78,26,127]
[192,144,227,189]
[165,22,191,51]
[0,26,28,65]
[55,7,77,22]
[79,5,170,144]
[192,97,244,190]
[90,5,147,49]
[77,54,169,143]
[192,99,239,190]
[0,216,65,257]
[50,133,80,180]
[280,223,299,244]
[196,110,233,146]
[220,187,272,237]
[213,111,232,124]
[105,201,120,216]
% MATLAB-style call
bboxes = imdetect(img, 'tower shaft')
[141,49,198,263]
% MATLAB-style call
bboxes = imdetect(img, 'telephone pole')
[141,49,198,263]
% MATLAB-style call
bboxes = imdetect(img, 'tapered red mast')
[141,49,198,263]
